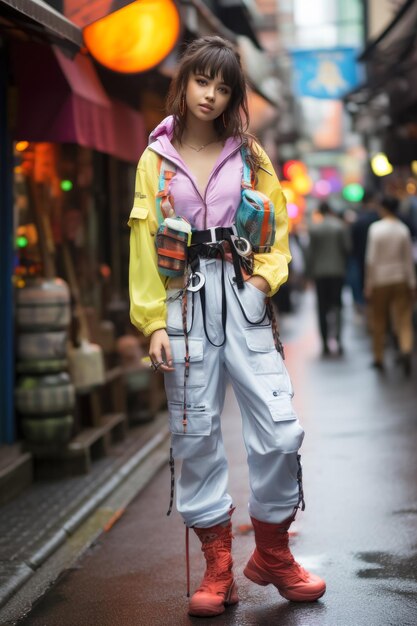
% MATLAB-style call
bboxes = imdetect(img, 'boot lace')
[197,536,233,595]
[263,546,310,584]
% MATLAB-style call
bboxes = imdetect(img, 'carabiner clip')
[186,271,205,292]
[231,235,252,257]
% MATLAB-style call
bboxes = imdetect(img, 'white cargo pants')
[164,257,305,528]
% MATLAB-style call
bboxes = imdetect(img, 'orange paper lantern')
[83,0,181,74]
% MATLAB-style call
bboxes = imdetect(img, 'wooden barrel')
[16,331,67,361]
[15,278,71,331]
[21,415,74,444]
[15,373,75,416]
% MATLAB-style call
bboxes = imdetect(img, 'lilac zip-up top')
[148,115,243,229]
[128,116,291,337]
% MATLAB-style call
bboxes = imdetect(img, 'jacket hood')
[148,115,175,145]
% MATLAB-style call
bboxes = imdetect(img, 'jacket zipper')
[202,144,242,229]
[150,144,243,230]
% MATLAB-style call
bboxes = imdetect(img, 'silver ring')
[186,271,206,292]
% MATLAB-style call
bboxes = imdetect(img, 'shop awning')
[344,0,417,131]
[358,0,417,64]
[12,41,146,163]
[0,0,83,53]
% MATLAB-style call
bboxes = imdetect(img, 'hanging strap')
[266,299,285,360]
[156,157,176,220]
[240,146,255,190]
[166,446,175,516]
[189,245,228,348]
[185,526,191,597]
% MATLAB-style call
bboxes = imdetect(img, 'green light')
[16,236,28,248]
[61,180,73,191]
[342,183,364,203]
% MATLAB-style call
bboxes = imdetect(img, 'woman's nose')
[205,87,215,101]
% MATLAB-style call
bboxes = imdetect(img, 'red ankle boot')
[244,516,326,602]
[188,522,239,617]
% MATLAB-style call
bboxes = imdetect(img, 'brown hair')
[165,36,264,174]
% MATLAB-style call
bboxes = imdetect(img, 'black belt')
[190,226,236,246]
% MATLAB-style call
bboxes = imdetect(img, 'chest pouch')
[155,216,191,277]
[235,148,276,253]
[155,157,191,277]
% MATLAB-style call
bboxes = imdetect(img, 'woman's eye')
[196,78,207,85]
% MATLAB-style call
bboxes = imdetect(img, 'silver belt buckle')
[186,271,205,292]
[231,235,252,257]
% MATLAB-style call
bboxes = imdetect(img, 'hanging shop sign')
[290,48,361,100]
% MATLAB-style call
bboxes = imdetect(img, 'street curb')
[0,425,170,609]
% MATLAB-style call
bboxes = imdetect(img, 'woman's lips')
[199,104,214,112]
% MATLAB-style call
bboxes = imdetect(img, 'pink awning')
[12,41,146,163]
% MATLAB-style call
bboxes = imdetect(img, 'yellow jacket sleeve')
[128,151,168,337]
[252,149,291,297]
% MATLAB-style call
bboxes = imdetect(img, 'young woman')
[129,36,326,618]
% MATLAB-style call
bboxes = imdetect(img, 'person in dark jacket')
[350,191,380,308]
[308,202,351,355]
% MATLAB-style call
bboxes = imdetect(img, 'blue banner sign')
[290,48,360,99]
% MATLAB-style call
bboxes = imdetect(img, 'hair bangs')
[192,48,240,90]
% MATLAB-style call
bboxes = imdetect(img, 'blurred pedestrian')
[365,195,416,375]
[307,201,351,355]
[128,36,325,618]
[350,191,380,310]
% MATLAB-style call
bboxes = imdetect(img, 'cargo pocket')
[268,395,304,453]
[268,395,297,421]
[243,326,284,375]
[164,337,204,390]
[168,403,212,436]
[228,273,267,323]
[166,289,194,335]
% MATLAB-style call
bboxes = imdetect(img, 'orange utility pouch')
[155,157,191,277]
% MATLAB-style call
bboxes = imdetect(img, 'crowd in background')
[274,192,417,377]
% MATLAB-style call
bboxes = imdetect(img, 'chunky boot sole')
[244,560,326,602]
[188,581,239,617]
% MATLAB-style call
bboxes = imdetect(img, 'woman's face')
[185,72,232,122]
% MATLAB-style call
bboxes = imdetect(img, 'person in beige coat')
[365,196,416,375]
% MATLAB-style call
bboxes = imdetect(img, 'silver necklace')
[182,139,219,152]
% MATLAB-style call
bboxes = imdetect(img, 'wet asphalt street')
[15,290,417,626]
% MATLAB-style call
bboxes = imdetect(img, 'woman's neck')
[181,116,219,146]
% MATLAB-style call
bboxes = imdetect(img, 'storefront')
[0,0,84,445]
[0,3,148,480]
[344,0,417,186]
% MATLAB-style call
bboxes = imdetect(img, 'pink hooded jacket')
[128,116,291,336]
[148,115,243,229]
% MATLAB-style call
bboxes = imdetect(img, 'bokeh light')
[342,183,364,202]
[287,203,300,219]
[60,180,73,191]
[292,173,313,195]
[314,180,331,197]
[371,153,393,177]
[83,0,181,74]
[15,141,29,152]
[283,160,306,180]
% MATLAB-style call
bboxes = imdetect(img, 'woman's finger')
[162,338,173,367]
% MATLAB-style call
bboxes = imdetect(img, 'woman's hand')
[247,275,270,295]
[149,328,175,372]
